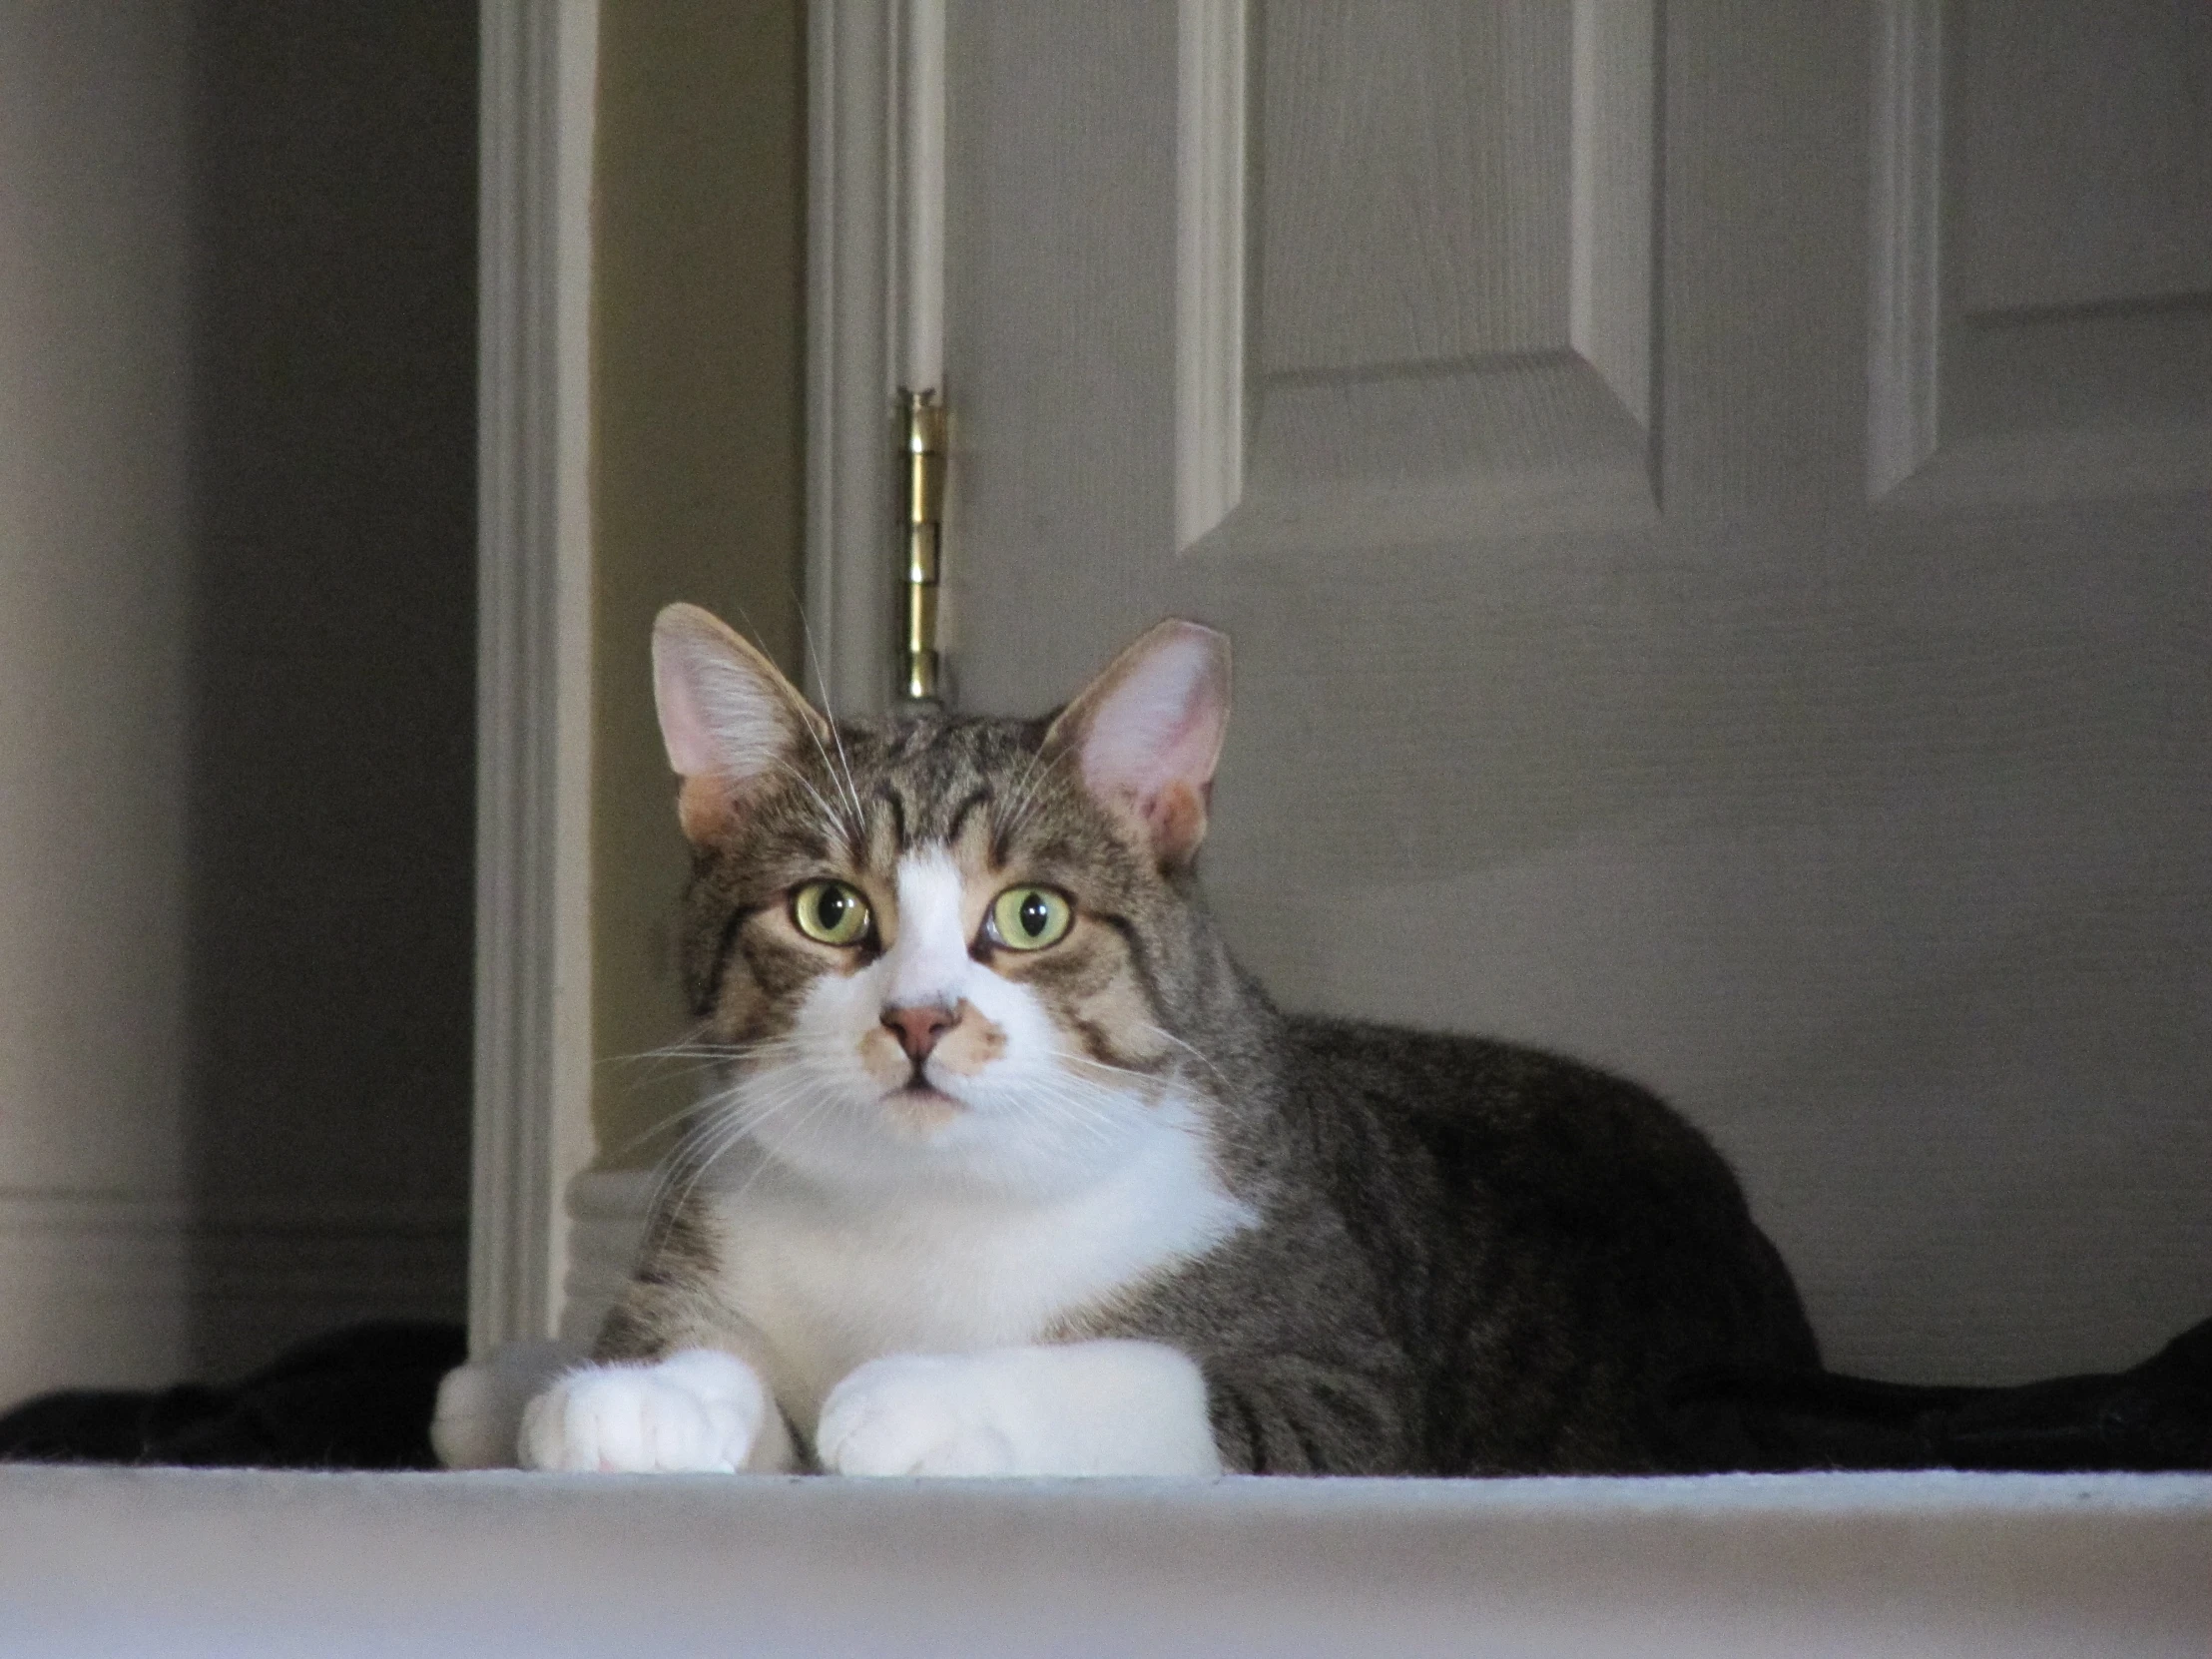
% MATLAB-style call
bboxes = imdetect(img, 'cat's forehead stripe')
[940,787,994,855]
[867,781,991,855]
[852,725,1021,853]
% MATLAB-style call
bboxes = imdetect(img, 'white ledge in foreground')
[2,1466,2207,1657]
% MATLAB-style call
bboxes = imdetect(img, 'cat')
[519,603,1819,1477]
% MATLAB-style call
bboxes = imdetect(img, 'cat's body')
[522,607,1817,1477]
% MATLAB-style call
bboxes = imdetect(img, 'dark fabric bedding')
[1668,1313,2212,1473]
[0,1321,462,1470]
[3,1313,2206,1473]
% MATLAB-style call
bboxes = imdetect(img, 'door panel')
[1206,0,1658,553]
[1874,0,2212,503]
[939,0,2211,1383]
[1259,5,1573,374]
[1954,0,2212,312]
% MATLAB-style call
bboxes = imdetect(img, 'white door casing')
[472,0,599,1356]
[811,0,2212,1385]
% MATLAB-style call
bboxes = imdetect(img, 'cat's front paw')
[816,1353,1032,1476]
[520,1349,772,1473]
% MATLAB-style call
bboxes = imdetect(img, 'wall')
[0,5,196,1401]
[590,0,808,1169]
[182,0,477,1374]
[0,2,477,1402]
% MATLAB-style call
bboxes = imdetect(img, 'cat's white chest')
[707,1094,1250,1432]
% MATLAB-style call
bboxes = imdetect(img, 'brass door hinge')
[900,388,946,704]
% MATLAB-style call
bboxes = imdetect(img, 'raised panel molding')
[1175,0,1246,552]
[1178,0,1660,556]
[1867,0,2212,506]
[1568,0,1655,431]
[1867,0,1942,499]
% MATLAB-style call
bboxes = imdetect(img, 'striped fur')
[566,607,1819,1476]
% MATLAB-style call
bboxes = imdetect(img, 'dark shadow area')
[1670,1314,2212,1474]
[0,1322,462,1469]
[182,0,477,1375]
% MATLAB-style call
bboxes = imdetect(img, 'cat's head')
[653,604,1235,1196]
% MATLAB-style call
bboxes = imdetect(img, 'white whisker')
[771,760,854,847]
[1139,1022,1234,1090]
[794,602,869,840]
[1000,744,1075,841]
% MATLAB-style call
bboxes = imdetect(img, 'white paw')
[520,1349,772,1473]
[431,1339,582,1468]
[816,1353,1030,1476]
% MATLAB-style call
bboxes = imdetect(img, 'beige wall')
[0,6,196,1398]
[592,1,808,1167]
[0,3,476,1397]
[183,0,477,1374]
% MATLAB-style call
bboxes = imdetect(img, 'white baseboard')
[558,1169,653,1350]
[0,1191,466,1404]
[0,1192,193,1401]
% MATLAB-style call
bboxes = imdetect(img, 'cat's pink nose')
[881,1001,957,1063]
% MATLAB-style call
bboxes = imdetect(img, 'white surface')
[0,1467,2206,1657]
[1953,0,2212,313]
[1566,0,1655,431]
[1867,0,1942,496]
[0,1197,187,1405]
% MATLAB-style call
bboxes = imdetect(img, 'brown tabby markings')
[614,637,1821,1476]
[677,712,1178,1091]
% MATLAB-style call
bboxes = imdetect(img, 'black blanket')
[3,1314,2207,1473]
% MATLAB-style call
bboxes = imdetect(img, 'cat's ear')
[1045,619,1231,869]
[652,603,828,841]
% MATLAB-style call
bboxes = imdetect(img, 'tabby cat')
[520,604,1818,1476]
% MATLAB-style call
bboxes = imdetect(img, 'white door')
[845,0,2212,1385]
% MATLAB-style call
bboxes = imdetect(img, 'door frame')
[470,0,598,1356]
[471,0,952,1354]
[807,0,944,720]
[807,0,896,718]
[470,0,911,1352]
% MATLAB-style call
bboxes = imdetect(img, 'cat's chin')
[879,1081,965,1137]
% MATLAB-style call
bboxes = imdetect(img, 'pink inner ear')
[654,647,724,779]
[1079,628,1230,817]
[651,617,794,785]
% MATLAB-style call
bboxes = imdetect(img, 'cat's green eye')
[791,879,871,946]
[988,885,1073,951]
